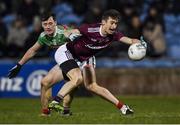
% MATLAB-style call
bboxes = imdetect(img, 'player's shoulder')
[112,30,124,40]
[114,30,124,35]
[56,25,66,34]
[37,32,46,45]
[57,25,65,30]
[57,25,72,30]
[39,32,46,38]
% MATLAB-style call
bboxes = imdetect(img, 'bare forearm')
[18,49,37,65]
[64,29,80,38]
[120,36,140,45]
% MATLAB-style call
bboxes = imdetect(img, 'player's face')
[102,17,118,35]
[42,17,57,36]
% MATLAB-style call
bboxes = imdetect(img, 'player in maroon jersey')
[49,9,145,115]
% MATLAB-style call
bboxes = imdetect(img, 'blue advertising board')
[0,60,65,98]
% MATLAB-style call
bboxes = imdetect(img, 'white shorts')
[55,44,96,70]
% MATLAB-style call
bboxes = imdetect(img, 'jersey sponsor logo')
[91,38,97,42]
[26,70,48,96]
[90,37,110,43]
[85,44,109,49]
[85,37,111,49]
[0,77,23,92]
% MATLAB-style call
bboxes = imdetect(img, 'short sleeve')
[37,33,45,46]
[78,24,88,34]
[113,32,124,41]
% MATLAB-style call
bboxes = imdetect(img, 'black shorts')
[60,59,79,75]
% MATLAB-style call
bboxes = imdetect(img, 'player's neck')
[47,33,54,37]
[48,26,57,37]
[100,25,107,37]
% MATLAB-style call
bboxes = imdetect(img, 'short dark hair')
[40,10,56,21]
[102,9,120,21]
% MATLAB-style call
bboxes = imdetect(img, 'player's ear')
[55,21,57,25]
[41,22,44,28]
[102,19,106,25]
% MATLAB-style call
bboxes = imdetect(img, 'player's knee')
[85,83,97,92]
[41,77,51,89]
[71,75,83,86]
[68,72,83,86]
[77,75,83,85]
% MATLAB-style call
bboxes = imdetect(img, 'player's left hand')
[140,36,147,48]
[7,63,22,79]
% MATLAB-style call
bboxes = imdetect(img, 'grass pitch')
[0,96,180,124]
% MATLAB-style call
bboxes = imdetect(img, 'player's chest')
[46,35,65,46]
[87,34,112,45]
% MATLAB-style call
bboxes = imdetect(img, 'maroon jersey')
[66,23,124,61]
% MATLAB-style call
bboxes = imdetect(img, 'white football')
[128,42,146,60]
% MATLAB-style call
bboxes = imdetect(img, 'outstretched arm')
[18,42,42,65]
[64,29,80,37]
[8,42,42,78]
[119,36,141,45]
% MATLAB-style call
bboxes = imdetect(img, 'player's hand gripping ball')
[128,41,147,61]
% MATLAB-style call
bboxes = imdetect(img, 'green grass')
[0,96,180,124]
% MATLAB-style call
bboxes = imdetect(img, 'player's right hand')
[69,33,82,41]
[8,63,22,79]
